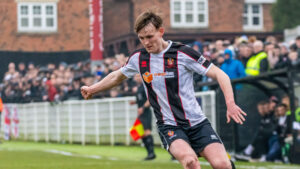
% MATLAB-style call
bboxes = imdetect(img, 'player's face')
[137,23,164,54]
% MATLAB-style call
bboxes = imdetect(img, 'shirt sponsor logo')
[142,72,153,83]
[141,61,147,67]
[142,71,175,83]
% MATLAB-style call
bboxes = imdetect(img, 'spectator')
[274,43,290,69]
[45,74,57,102]
[236,100,276,161]
[237,43,253,67]
[245,40,268,76]
[220,49,246,80]
[267,103,291,162]
[294,36,300,57]
[266,43,280,70]
[288,50,300,66]
[192,41,203,53]
[3,63,19,83]
[269,96,279,116]
[18,62,27,77]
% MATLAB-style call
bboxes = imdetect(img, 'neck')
[157,39,169,53]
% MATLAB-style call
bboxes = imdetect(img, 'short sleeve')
[178,46,212,75]
[120,52,140,78]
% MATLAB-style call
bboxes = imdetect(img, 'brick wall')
[263,4,274,32]
[209,0,244,32]
[0,0,90,52]
[103,0,131,42]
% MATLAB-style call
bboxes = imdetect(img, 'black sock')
[142,135,155,155]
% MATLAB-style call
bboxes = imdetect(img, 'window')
[243,3,263,30]
[170,0,208,28]
[17,2,57,33]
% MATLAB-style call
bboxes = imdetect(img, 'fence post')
[81,102,86,146]
[211,91,216,130]
[95,102,100,145]
[33,104,38,142]
[56,104,61,143]
[23,104,27,140]
[68,102,73,144]
[109,100,114,146]
[44,103,49,142]
[125,100,130,145]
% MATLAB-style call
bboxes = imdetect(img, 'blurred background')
[0,0,300,166]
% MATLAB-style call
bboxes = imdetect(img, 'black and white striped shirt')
[121,41,212,127]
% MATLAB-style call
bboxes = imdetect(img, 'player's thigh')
[169,139,198,162]
[199,143,230,166]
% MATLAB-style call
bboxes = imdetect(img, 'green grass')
[0,141,299,169]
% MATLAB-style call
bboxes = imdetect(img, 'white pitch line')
[44,149,107,160]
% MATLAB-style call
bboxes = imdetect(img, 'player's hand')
[81,86,93,100]
[137,107,143,116]
[226,104,247,124]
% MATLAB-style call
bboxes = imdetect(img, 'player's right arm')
[81,69,127,100]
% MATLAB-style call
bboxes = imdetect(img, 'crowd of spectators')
[236,95,300,163]
[1,35,300,103]
[0,54,137,103]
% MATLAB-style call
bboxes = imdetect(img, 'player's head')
[134,10,165,54]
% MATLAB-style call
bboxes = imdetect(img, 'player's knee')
[182,155,199,169]
[211,159,231,169]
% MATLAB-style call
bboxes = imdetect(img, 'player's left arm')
[206,65,247,124]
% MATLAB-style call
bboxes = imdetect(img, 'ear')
[158,27,164,37]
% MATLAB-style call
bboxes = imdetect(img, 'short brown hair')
[134,10,163,33]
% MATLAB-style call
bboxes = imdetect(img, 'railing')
[1,91,216,146]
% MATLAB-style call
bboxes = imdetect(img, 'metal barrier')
[1,91,216,146]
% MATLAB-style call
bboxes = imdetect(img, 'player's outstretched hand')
[226,104,247,124]
[81,86,93,100]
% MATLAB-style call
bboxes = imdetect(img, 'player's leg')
[142,129,156,160]
[188,119,233,169]
[200,143,232,169]
[157,124,200,169]
[140,112,155,160]
[170,139,200,169]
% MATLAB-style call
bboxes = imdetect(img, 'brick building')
[0,0,281,59]
[104,0,282,56]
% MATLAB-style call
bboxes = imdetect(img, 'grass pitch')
[0,141,299,169]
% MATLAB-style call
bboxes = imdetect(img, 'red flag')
[129,118,144,141]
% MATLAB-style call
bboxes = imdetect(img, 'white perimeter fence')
[1,91,216,145]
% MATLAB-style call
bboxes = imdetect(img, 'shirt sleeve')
[120,52,140,78]
[179,46,212,75]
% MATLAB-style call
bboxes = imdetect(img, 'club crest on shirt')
[168,130,174,137]
[167,58,175,68]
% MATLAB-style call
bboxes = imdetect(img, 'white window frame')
[245,0,275,3]
[243,3,263,31]
[17,2,57,33]
[170,0,208,28]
